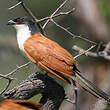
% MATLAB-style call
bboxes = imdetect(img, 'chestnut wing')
[24,34,74,78]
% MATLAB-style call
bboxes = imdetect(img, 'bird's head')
[7,17,37,34]
[7,17,35,25]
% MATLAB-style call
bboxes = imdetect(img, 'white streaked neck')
[13,24,31,52]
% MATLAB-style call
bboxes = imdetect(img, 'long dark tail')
[72,70,110,103]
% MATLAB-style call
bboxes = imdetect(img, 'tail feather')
[72,70,110,103]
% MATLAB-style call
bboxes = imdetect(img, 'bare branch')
[19,0,46,35]
[0,74,16,95]
[73,45,98,58]
[19,0,37,21]
[74,45,96,59]
[72,43,110,61]
[0,80,12,95]
[8,0,45,35]
[37,8,75,23]
[0,62,30,80]
[0,74,15,81]
[8,1,22,10]
[77,35,97,45]
[0,62,30,95]
[51,19,97,44]
[6,62,30,77]
[43,0,70,29]
[8,0,98,45]
[51,19,77,38]
[8,0,96,45]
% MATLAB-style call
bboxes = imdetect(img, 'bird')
[7,17,110,103]
[0,99,44,110]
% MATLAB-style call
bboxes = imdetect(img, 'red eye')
[17,19,22,23]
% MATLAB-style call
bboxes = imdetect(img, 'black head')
[8,17,38,35]
[7,17,35,25]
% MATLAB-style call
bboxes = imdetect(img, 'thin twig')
[19,0,38,21]
[37,8,75,23]
[0,75,16,95]
[72,46,97,57]
[8,0,97,45]
[0,74,15,80]
[51,19,77,38]
[0,62,30,80]
[0,80,12,95]
[8,0,45,35]
[43,0,69,29]
[77,35,97,44]
[73,45,96,59]
[6,62,30,77]
[0,62,30,95]
[51,19,96,44]
[8,1,22,10]
[8,0,37,21]
[19,0,46,35]
[72,44,110,61]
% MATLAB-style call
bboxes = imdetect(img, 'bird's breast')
[17,30,31,54]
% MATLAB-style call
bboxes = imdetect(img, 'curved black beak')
[7,20,16,25]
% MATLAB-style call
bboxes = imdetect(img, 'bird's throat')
[15,24,31,53]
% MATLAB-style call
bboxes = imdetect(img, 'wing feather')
[24,33,75,79]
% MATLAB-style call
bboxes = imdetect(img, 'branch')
[0,74,15,81]
[20,0,47,36]
[0,62,30,80]
[8,1,75,24]
[72,42,110,60]
[8,0,75,38]
[0,75,15,95]
[51,19,96,44]
[73,45,98,58]
[0,80,12,95]
[8,1,22,10]
[73,45,96,59]
[0,62,30,95]
[4,72,65,110]
[37,8,75,23]
[8,0,45,36]
[43,0,69,29]
[8,0,97,45]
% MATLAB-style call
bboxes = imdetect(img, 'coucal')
[0,99,44,110]
[7,17,110,103]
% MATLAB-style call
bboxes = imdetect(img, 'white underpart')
[13,24,31,53]
[13,24,44,73]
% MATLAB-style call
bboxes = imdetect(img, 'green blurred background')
[0,0,110,110]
